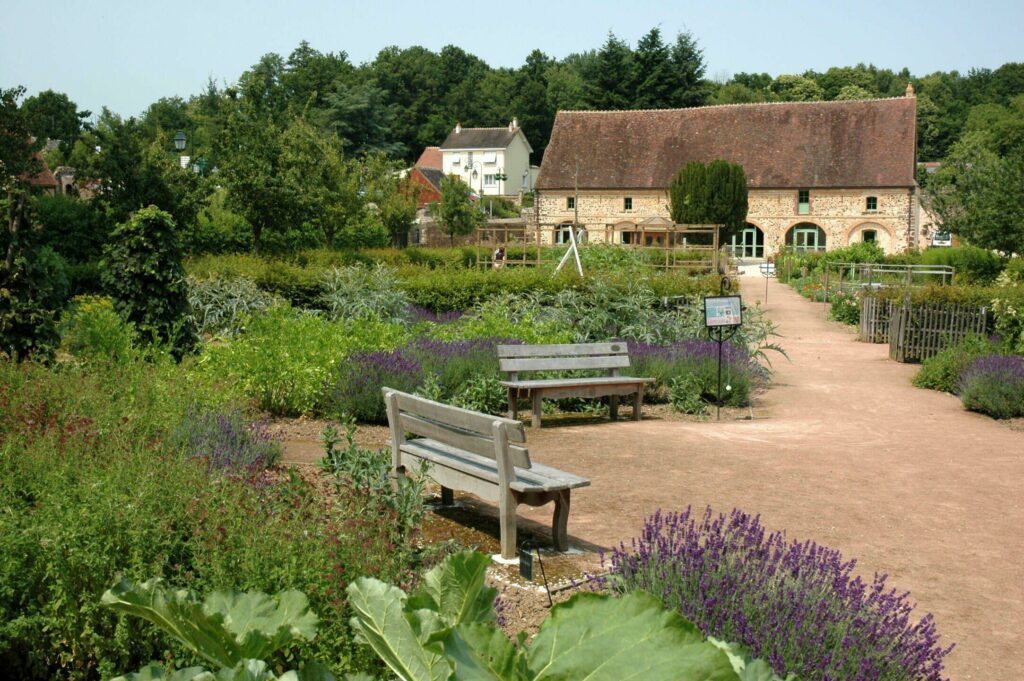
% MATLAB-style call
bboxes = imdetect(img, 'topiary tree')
[668,160,748,243]
[431,175,485,246]
[100,206,197,358]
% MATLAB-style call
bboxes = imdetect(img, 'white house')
[439,119,533,197]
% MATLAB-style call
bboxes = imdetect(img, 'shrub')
[921,245,1004,284]
[199,306,408,416]
[630,340,754,406]
[100,206,197,358]
[669,374,707,415]
[0,358,415,679]
[958,354,1024,418]
[913,334,999,394]
[59,295,136,362]
[33,193,109,263]
[329,349,424,423]
[187,276,281,337]
[607,507,953,681]
[170,404,281,473]
[828,290,860,325]
[318,264,409,323]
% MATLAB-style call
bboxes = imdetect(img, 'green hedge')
[186,252,721,312]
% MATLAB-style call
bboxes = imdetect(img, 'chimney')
[509,117,518,131]
[906,82,915,97]
[455,122,461,134]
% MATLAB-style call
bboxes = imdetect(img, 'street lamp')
[464,160,484,206]
[173,130,187,152]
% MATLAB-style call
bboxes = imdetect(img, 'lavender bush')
[607,507,952,681]
[171,405,281,474]
[958,354,1024,418]
[329,349,424,423]
[630,340,756,407]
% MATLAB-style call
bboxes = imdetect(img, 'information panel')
[704,295,743,328]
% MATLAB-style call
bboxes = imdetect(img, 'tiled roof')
[537,97,917,190]
[440,127,519,150]
[416,146,442,169]
[27,153,57,188]
[417,167,446,192]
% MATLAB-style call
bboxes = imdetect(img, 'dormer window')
[866,196,878,212]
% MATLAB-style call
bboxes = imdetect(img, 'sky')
[2,0,1022,118]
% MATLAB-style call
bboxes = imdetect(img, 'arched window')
[785,223,827,252]
[730,223,765,258]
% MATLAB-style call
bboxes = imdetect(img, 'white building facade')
[440,120,533,197]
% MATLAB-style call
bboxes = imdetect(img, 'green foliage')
[33,193,109,263]
[101,578,330,680]
[320,418,426,541]
[913,334,999,393]
[450,374,507,414]
[925,137,1024,254]
[198,306,407,415]
[669,374,707,415]
[0,190,69,361]
[431,176,485,246]
[101,206,198,357]
[828,291,860,325]
[669,160,748,242]
[187,277,282,338]
[319,265,410,323]
[20,89,89,152]
[348,550,778,681]
[0,358,415,679]
[920,245,1005,284]
[59,295,137,362]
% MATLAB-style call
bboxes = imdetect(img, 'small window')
[862,230,877,243]
[467,151,474,164]
[566,196,575,210]
[797,190,810,215]
[866,196,878,211]
[483,151,497,163]
[624,197,633,211]
[484,174,496,186]
[450,153,461,164]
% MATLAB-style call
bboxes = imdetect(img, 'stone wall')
[536,188,914,254]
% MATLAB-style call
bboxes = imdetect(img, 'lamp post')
[464,160,484,210]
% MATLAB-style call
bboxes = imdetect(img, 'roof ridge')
[558,95,913,115]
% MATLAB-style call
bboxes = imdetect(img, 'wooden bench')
[382,387,591,559]
[498,342,655,427]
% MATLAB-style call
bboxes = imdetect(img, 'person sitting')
[493,247,506,269]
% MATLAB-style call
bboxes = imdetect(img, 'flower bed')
[958,354,1024,418]
[606,506,953,681]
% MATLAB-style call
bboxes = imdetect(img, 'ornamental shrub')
[829,290,860,325]
[318,264,409,323]
[186,276,281,338]
[607,506,953,681]
[958,354,1024,418]
[630,340,754,406]
[912,334,1000,394]
[921,245,1004,284]
[100,206,197,358]
[59,295,136,363]
[170,404,281,473]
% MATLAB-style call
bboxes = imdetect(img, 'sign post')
[759,260,776,304]
[703,292,743,421]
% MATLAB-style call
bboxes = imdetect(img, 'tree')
[431,175,484,245]
[360,152,416,248]
[668,160,748,242]
[100,206,197,357]
[585,33,635,110]
[633,28,673,109]
[771,75,826,102]
[834,84,873,100]
[926,135,1024,255]
[19,89,90,150]
[317,79,405,157]
[667,31,710,107]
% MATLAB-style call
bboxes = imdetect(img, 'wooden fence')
[859,297,895,343]
[887,301,989,363]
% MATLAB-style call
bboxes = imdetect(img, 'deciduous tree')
[431,175,484,246]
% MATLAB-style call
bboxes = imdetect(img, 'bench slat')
[499,355,631,373]
[497,342,628,358]
[401,439,590,493]
[386,389,526,443]
[399,413,531,469]
[502,376,654,389]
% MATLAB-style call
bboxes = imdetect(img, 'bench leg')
[609,395,619,420]
[551,490,570,552]
[633,386,643,421]
[507,388,518,421]
[440,486,454,506]
[532,392,543,428]
[499,491,517,560]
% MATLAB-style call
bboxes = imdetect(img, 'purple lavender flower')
[958,354,1024,419]
[604,506,953,680]
[173,405,281,474]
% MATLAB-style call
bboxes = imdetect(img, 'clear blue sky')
[2,0,1022,118]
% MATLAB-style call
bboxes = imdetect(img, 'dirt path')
[509,275,1022,680]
